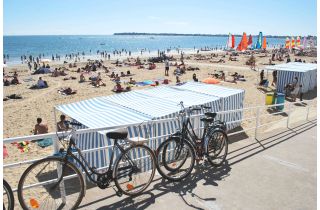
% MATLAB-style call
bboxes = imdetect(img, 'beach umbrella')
[247,35,253,48]
[302,36,307,49]
[291,37,295,48]
[262,37,267,49]
[285,37,290,49]
[40,58,51,63]
[202,78,220,84]
[296,36,301,48]
[143,80,154,85]
[236,32,248,51]
[226,33,233,49]
[231,35,235,48]
[255,32,263,49]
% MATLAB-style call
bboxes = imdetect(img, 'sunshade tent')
[265,62,317,93]
[55,83,245,172]
[173,82,245,128]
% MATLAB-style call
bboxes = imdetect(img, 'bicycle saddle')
[204,112,217,118]
[200,117,214,123]
[106,128,128,139]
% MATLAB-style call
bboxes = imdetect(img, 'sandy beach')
[3,50,317,208]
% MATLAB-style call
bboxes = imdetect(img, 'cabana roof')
[265,62,317,72]
[173,82,244,98]
[56,97,151,128]
[56,82,243,129]
[136,86,220,108]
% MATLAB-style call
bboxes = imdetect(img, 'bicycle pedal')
[112,187,123,197]
[116,191,123,197]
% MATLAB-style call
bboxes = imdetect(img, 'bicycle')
[3,179,14,210]
[17,122,156,210]
[156,101,228,182]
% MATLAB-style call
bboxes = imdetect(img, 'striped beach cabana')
[265,62,317,93]
[55,83,245,172]
[173,82,245,129]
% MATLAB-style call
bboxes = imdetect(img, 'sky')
[3,0,317,36]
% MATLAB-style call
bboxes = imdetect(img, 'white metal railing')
[3,99,317,193]
[4,99,316,166]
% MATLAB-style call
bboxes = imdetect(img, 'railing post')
[254,107,260,139]
[287,102,292,128]
[53,108,59,155]
[306,102,311,121]
[57,163,67,204]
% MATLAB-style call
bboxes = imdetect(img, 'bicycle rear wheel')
[3,179,14,210]
[18,157,85,210]
[206,129,228,166]
[114,144,156,196]
[156,138,195,182]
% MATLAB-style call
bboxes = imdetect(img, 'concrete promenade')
[78,119,317,210]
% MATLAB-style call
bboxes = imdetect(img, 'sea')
[3,35,286,65]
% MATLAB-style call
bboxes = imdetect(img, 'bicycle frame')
[56,134,137,186]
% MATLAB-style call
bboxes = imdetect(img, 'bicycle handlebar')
[69,122,83,127]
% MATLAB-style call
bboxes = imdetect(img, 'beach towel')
[135,82,149,86]
[11,141,30,153]
[37,138,53,148]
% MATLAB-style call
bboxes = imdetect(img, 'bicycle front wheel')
[156,138,195,182]
[18,157,85,210]
[114,144,156,196]
[3,179,14,210]
[206,129,228,166]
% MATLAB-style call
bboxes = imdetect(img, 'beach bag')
[163,79,169,84]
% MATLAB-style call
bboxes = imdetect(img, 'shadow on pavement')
[81,162,231,210]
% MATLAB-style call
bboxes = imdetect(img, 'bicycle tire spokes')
[114,145,155,195]
[18,158,84,210]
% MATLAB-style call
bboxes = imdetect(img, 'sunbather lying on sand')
[112,82,131,93]
[3,78,10,86]
[129,77,136,85]
[58,87,77,95]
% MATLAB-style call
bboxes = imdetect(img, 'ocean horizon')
[4,34,287,64]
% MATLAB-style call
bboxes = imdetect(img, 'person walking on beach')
[165,59,169,76]
[34,118,48,135]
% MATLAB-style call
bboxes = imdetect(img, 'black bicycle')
[17,122,156,210]
[156,101,228,181]
[3,179,14,210]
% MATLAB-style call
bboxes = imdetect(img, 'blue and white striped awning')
[172,82,244,98]
[265,62,317,72]
[136,86,221,110]
[56,82,244,129]
[56,97,151,128]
